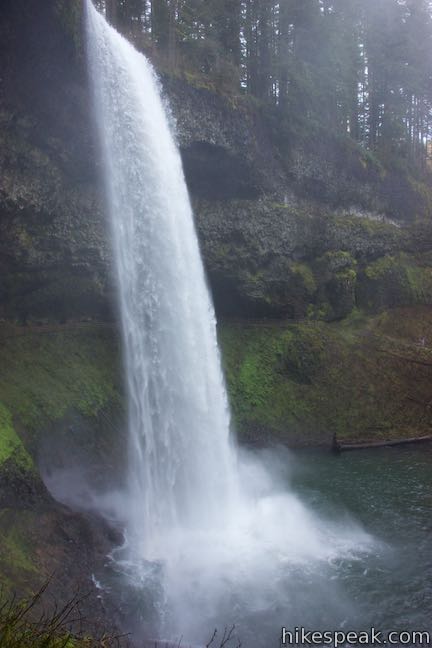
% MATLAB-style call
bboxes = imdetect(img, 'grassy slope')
[0,404,33,470]
[0,323,122,459]
[1,310,430,458]
[0,323,122,596]
[220,306,432,446]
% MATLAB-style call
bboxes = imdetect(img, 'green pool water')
[288,445,432,638]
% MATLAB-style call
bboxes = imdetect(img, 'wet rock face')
[162,75,285,199]
[0,0,281,322]
[194,198,432,319]
[1,0,432,325]
[0,0,114,322]
[182,142,261,200]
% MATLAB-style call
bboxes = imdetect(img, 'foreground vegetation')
[0,309,431,469]
[0,585,243,647]
[0,585,122,647]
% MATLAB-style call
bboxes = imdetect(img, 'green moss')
[320,251,356,273]
[313,302,333,321]
[0,324,121,452]
[219,323,320,442]
[0,511,41,597]
[327,213,404,253]
[364,255,398,280]
[0,404,33,471]
[359,253,432,310]
[243,270,265,287]
[213,243,231,259]
[360,148,385,176]
[219,306,432,446]
[312,252,358,320]
[282,326,325,384]
[290,262,317,295]
[0,128,62,185]
[0,512,38,580]
[405,264,432,301]
[183,70,219,94]
[409,177,432,216]
[338,268,357,282]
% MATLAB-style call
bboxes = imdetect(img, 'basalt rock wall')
[2,0,432,324]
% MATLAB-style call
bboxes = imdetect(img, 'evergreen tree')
[101,0,432,167]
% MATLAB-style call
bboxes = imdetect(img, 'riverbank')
[0,304,430,473]
[220,305,432,446]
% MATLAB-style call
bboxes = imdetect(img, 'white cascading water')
[85,0,237,556]
[85,3,375,645]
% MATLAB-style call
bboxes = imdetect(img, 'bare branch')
[206,629,218,648]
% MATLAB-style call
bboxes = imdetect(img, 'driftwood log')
[333,434,432,452]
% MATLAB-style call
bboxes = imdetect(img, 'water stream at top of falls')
[85,3,376,644]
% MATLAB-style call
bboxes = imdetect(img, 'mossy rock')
[219,322,329,445]
[290,262,317,295]
[313,251,357,320]
[317,250,357,274]
[195,198,417,320]
[282,326,325,384]
[325,269,357,319]
[323,214,404,260]
[0,323,125,492]
[357,253,432,311]
[0,403,33,471]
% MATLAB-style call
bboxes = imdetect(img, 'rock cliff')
[2,0,432,325]
[1,0,432,618]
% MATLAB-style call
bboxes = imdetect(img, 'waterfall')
[85,3,375,645]
[85,1,238,554]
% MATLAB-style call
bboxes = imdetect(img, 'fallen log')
[333,434,432,452]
